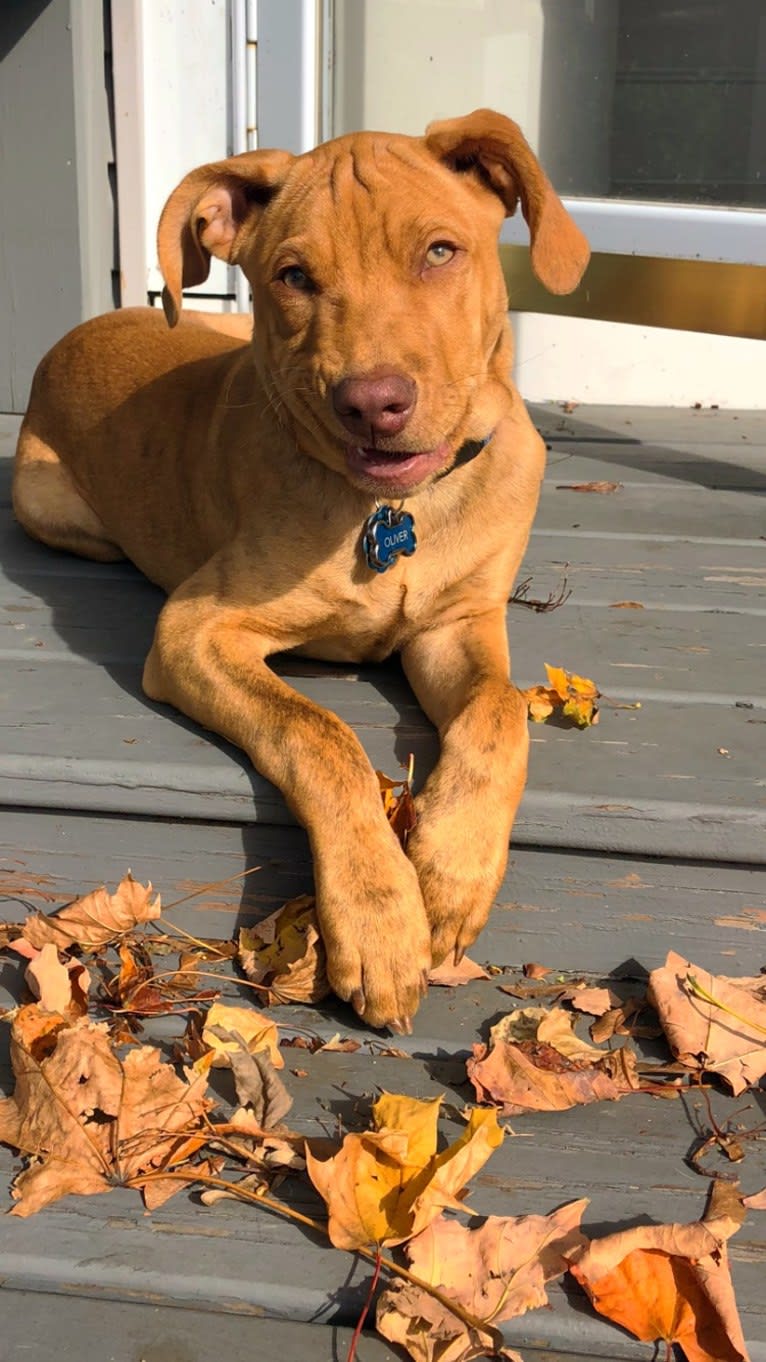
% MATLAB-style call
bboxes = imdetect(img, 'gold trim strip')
[500,246,766,341]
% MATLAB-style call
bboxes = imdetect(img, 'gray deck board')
[1,407,765,1359]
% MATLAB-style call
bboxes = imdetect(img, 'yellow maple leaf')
[520,665,600,728]
[305,1092,502,1250]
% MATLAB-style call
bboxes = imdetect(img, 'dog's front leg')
[401,609,529,965]
[143,588,430,1031]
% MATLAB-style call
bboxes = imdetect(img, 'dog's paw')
[315,849,431,1032]
[406,801,509,966]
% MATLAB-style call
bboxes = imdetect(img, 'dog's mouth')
[345,442,450,492]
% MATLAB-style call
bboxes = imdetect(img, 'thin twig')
[509,571,571,613]
[132,1169,503,1345]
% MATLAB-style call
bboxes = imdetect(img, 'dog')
[13,109,588,1032]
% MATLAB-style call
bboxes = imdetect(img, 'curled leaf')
[467,1007,639,1115]
[198,1002,283,1070]
[237,896,329,1005]
[648,951,766,1094]
[521,664,600,728]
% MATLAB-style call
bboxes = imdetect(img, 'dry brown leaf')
[22,873,161,951]
[521,664,600,728]
[225,1039,293,1129]
[743,1186,766,1209]
[19,941,90,1017]
[237,896,330,1005]
[0,1004,212,1215]
[306,1092,503,1250]
[198,1002,283,1070]
[569,986,622,1016]
[317,1033,361,1053]
[648,951,766,1094]
[609,600,644,609]
[467,1007,639,1115]
[428,955,490,987]
[377,767,418,848]
[377,1198,588,1362]
[567,1180,750,1362]
[556,480,622,493]
[522,962,550,979]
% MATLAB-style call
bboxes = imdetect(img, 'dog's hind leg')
[13,427,124,563]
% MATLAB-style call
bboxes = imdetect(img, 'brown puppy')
[13,110,588,1032]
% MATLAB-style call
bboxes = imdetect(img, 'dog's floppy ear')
[157,149,294,326]
[425,109,589,295]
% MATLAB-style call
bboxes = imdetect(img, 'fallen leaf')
[648,951,766,1094]
[306,1093,502,1250]
[199,1002,283,1070]
[467,1007,639,1115]
[317,1033,361,1053]
[523,962,550,979]
[0,1004,212,1215]
[743,1186,766,1209]
[378,766,418,848]
[428,955,490,987]
[225,1037,293,1129]
[21,942,90,1018]
[556,480,622,493]
[237,896,330,1005]
[377,1198,588,1362]
[609,601,645,609]
[567,1180,750,1362]
[569,986,622,1016]
[105,941,218,1017]
[521,664,600,728]
[22,873,161,950]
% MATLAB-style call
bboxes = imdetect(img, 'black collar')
[438,432,494,480]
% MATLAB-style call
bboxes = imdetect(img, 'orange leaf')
[520,665,600,727]
[567,1180,749,1362]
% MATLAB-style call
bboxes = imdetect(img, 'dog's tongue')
[347,442,449,489]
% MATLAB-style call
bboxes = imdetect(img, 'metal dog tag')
[362,505,417,573]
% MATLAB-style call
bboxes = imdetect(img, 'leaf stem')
[347,1247,382,1362]
[685,974,766,1037]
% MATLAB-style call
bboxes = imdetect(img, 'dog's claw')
[420,968,430,996]
[453,944,465,966]
[350,987,366,1017]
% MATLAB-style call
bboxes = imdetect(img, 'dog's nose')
[332,372,417,440]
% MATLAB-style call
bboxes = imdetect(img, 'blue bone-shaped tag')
[362,505,417,573]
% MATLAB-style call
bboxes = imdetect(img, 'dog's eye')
[279,265,312,291]
[425,242,456,267]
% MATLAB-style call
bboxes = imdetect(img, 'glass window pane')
[333,0,766,207]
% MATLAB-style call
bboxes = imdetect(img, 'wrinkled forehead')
[260,131,501,253]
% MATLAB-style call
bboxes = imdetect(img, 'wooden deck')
[0,405,765,1361]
